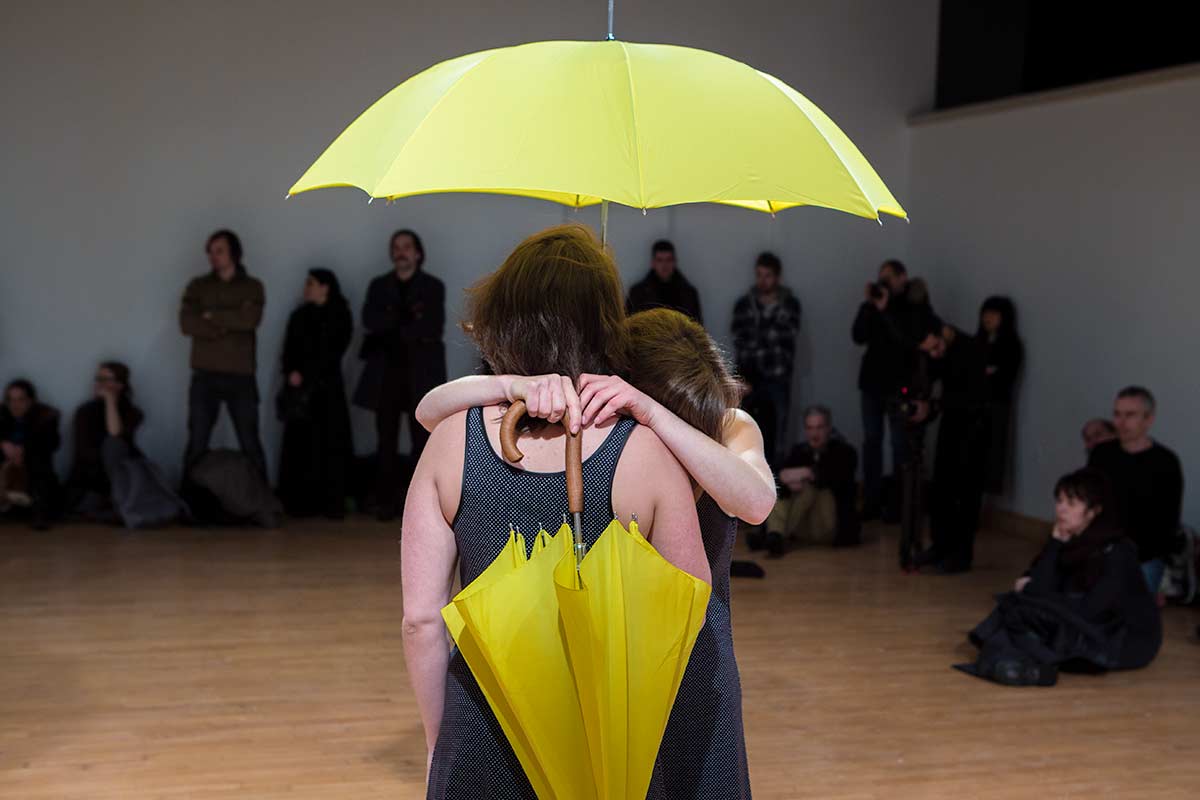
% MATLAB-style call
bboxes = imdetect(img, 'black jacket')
[1022,529,1162,669]
[353,269,447,410]
[626,269,703,323]
[979,333,1023,404]
[931,328,990,415]
[851,292,933,395]
[283,301,353,389]
[0,403,61,475]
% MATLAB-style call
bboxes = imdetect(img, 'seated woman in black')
[956,468,1162,686]
[0,379,61,530]
[65,362,144,520]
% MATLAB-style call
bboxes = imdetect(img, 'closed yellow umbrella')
[440,403,711,799]
[288,39,906,224]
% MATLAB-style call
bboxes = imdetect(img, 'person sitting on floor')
[65,362,144,520]
[753,405,859,557]
[955,468,1161,687]
[0,379,61,530]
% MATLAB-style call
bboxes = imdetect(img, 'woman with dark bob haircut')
[956,468,1161,687]
[401,224,710,799]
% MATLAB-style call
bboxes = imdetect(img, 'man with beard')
[355,229,446,521]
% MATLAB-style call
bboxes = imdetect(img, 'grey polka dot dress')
[426,407,637,800]
[646,493,752,799]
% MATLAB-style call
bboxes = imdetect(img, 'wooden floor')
[2,519,1197,799]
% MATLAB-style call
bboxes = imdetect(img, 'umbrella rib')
[756,71,883,220]
[617,41,648,209]
[370,51,501,198]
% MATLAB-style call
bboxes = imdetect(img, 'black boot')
[766,532,786,559]
[746,526,767,551]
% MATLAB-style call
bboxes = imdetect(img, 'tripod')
[897,422,927,572]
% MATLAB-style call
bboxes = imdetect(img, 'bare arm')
[613,426,711,584]
[400,420,461,759]
[416,376,508,432]
[580,375,776,525]
[415,374,582,434]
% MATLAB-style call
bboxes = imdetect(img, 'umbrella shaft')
[572,511,586,566]
[600,200,610,245]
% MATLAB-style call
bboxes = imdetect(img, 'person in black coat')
[65,361,144,518]
[0,379,61,529]
[354,230,446,521]
[278,269,354,519]
[977,296,1023,494]
[851,261,939,520]
[956,469,1161,686]
[914,323,991,574]
[626,240,703,323]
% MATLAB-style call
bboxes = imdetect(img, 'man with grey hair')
[1088,386,1184,593]
[754,404,859,557]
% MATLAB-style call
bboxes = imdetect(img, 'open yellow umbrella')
[287,38,906,240]
[440,402,711,799]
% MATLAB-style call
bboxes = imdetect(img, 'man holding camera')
[911,323,991,574]
[851,259,931,521]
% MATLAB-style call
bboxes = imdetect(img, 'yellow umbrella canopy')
[441,403,712,799]
[289,39,906,221]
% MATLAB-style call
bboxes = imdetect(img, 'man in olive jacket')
[179,229,268,482]
[354,229,446,521]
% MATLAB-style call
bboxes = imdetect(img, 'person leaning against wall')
[178,229,269,487]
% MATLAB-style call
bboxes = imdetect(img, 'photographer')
[911,322,991,574]
[852,261,938,521]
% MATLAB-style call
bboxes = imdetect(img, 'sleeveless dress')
[426,407,638,800]
[647,493,752,799]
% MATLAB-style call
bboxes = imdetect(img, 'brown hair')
[464,224,628,379]
[99,361,133,399]
[626,309,743,443]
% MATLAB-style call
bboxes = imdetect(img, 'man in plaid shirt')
[732,252,801,465]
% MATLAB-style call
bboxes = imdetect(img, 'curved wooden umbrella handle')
[499,401,584,515]
[499,401,527,463]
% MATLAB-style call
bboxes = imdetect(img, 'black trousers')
[374,368,430,509]
[929,410,989,570]
[184,370,268,482]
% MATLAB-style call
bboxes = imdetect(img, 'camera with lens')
[887,386,927,423]
[868,280,888,301]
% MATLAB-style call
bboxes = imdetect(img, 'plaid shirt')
[731,286,801,381]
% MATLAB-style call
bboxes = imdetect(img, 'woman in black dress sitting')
[957,468,1161,686]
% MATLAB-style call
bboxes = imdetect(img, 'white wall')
[908,73,1200,526]
[0,0,937,481]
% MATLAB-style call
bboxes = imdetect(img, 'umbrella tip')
[285,193,292,200]
[367,197,374,205]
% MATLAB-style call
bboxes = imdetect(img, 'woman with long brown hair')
[401,225,709,799]
[417,307,775,798]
